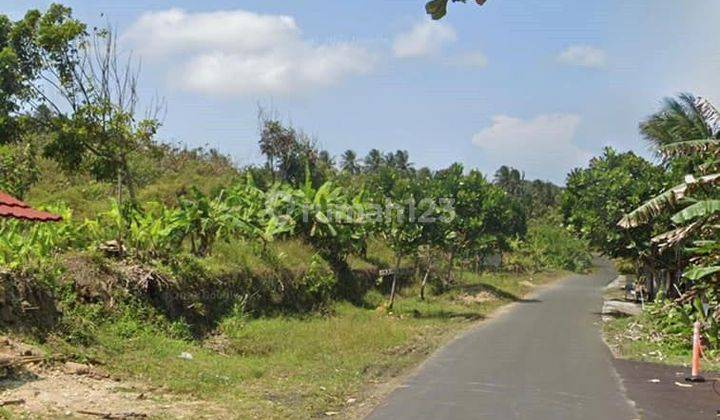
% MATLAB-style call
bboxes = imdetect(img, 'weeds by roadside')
[17,268,560,418]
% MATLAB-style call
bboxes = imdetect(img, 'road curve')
[368,258,637,420]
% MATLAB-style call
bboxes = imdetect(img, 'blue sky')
[6,1,720,184]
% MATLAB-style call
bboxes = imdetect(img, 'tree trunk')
[413,256,420,281]
[445,250,455,287]
[120,155,138,205]
[116,170,124,258]
[420,264,431,301]
[388,255,402,310]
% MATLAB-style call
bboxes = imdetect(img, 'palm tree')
[318,150,334,167]
[364,149,383,172]
[619,96,720,333]
[384,152,396,168]
[493,165,524,198]
[640,93,719,151]
[340,149,360,174]
[394,150,412,171]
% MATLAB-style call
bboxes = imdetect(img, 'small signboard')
[378,268,410,277]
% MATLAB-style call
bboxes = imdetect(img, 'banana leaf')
[651,220,703,251]
[618,173,720,228]
[684,265,720,281]
[672,200,720,224]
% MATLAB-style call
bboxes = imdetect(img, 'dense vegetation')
[565,93,720,349]
[0,4,589,346]
[11,1,720,416]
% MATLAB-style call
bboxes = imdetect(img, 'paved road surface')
[369,258,637,420]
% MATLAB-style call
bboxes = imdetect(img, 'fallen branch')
[0,399,25,407]
[77,409,148,419]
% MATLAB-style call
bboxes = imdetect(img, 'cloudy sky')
[6,0,720,184]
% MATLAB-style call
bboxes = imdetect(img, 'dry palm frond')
[695,96,720,137]
[652,220,703,252]
[659,139,720,160]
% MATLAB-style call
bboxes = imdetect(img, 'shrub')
[507,217,592,273]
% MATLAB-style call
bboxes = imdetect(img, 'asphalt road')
[368,258,638,420]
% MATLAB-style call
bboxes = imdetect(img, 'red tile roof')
[0,192,62,222]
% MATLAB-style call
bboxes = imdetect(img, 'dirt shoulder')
[601,273,720,419]
[0,337,229,419]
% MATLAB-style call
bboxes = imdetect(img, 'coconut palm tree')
[364,149,383,172]
[640,93,719,150]
[394,150,412,172]
[493,165,524,198]
[619,96,720,337]
[340,149,360,174]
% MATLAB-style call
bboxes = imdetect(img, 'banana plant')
[0,204,79,268]
[177,188,243,257]
[291,176,369,272]
[618,97,720,340]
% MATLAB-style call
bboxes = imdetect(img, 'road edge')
[349,270,576,419]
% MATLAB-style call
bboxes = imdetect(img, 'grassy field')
[44,269,562,418]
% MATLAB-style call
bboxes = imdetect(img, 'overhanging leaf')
[425,0,450,20]
[618,173,720,228]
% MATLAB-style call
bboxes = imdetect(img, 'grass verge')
[41,269,561,419]
[603,314,720,372]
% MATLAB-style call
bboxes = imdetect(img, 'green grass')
[348,238,402,271]
[604,315,720,372]
[206,238,324,276]
[45,269,562,419]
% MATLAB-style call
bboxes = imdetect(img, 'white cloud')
[450,51,488,68]
[123,8,375,95]
[393,20,457,58]
[557,45,607,68]
[471,114,591,182]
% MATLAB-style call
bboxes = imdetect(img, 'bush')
[614,258,636,275]
[507,217,592,273]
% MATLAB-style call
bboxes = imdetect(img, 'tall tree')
[640,93,717,149]
[494,165,525,198]
[364,149,383,172]
[39,27,161,202]
[640,93,720,178]
[340,149,360,175]
[562,147,666,258]
[620,97,720,341]
[0,5,86,142]
[394,150,412,172]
